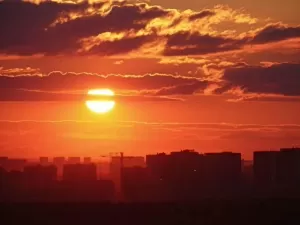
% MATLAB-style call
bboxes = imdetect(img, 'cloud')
[0,0,169,55]
[217,63,300,96]
[0,69,209,100]
[2,62,300,101]
[0,0,89,55]
[250,23,300,44]
[0,70,205,90]
[158,57,209,65]
[154,81,209,95]
[81,34,156,56]
[0,88,183,102]
[163,32,246,56]
[0,67,40,76]
[188,10,215,21]
[2,60,300,102]
[225,93,300,103]
[241,95,300,102]
[3,0,292,57]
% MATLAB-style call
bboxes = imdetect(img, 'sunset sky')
[0,0,300,159]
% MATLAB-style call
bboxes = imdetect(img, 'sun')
[86,89,115,114]
[87,89,114,96]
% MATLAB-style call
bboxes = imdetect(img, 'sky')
[0,0,300,159]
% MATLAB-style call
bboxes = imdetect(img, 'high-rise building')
[203,152,242,187]
[2,158,27,171]
[23,165,57,187]
[83,157,92,164]
[277,148,300,185]
[53,157,66,179]
[39,157,49,166]
[110,156,145,168]
[110,156,145,194]
[67,157,81,164]
[146,150,202,177]
[146,153,169,179]
[53,157,66,166]
[0,157,8,166]
[63,163,97,182]
[253,151,278,186]
[121,167,153,202]
[146,150,204,200]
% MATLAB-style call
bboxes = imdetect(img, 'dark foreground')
[2,199,300,225]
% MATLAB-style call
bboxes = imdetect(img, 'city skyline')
[2,147,300,203]
[0,0,300,159]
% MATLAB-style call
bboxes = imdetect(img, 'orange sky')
[0,0,300,159]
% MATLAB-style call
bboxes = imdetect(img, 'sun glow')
[86,89,115,114]
[87,89,114,96]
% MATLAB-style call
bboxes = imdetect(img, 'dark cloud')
[46,3,169,43]
[188,10,215,21]
[0,70,209,100]
[0,1,169,55]
[1,1,299,57]
[0,1,299,58]
[0,0,89,55]
[163,32,246,56]
[155,81,208,95]
[0,88,84,101]
[250,24,300,44]
[0,88,181,102]
[105,3,169,26]
[86,35,155,56]
[242,96,300,102]
[218,63,300,96]
[0,71,204,90]
[2,62,300,101]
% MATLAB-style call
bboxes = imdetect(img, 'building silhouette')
[0,158,27,171]
[2,147,300,202]
[110,156,145,195]
[21,165,58,201]
[121,166,151,202]
[277,148,300,186]
[146,150,242,200]
[0,157,8,166]
[253,148,300,197]
[202,152,242,197]
[53,157,66,178]
[53,157,66,165]
[62,163,114,202]
[39,157,49,166]
[67,157,81,164]
[63,163,97,182]
[253,151,278,186]
[253,148,300,187]
[83,157,92,164]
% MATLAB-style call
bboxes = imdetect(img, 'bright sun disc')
[88,89,114,96]
[86,100,115,114]
[86,89,115,114]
